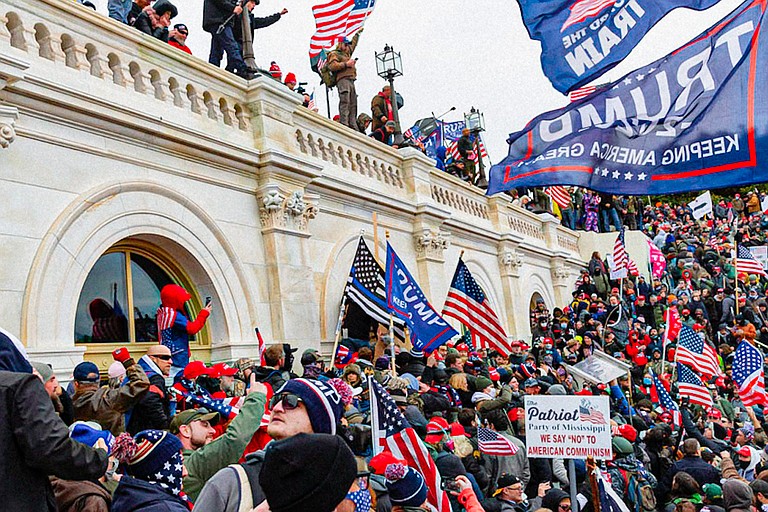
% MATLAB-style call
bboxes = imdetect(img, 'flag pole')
[586,458,601,512]
[661,308,669,376]
[386,230,396,374]
[325,84,331,120]
[373,212,380,265]
[330,294,347,372]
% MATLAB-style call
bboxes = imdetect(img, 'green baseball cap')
[169,408,219,434]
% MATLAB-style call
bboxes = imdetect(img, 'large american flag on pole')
[345,237,405,339]
[442,258,512,355]
[676,363,713,408]
[478,427,519,456]
[737,245,768,277]
[676,325,722,378]
[309,0,376,60]
[369,377,451,511]
[612,228,628,271]
[733,341,767,407]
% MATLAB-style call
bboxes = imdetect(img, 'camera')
[441,478,461,493]
[296,81,308,95]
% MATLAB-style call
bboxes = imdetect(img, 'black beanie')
[259,433,357,512]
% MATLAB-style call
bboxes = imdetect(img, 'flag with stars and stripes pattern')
[733,340,767,407]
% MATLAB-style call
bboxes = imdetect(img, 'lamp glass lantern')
[465,107,485,133]
[375,44,403,79]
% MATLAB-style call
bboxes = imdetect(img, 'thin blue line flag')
[385,243,459,352]
[489,0,768,197]
[520,0,722,94]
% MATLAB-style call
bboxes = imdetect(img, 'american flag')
[478,427,519,456]
[733,340,767,406]
[626,257,639,277]
[345,237,404,339]
[676,325,722,378]
[662,306,682,347]
[578,403,606,424]
[445,140,460,162]
[369,377,451,512]
[569,85,596,102]
[647,239,667,279]
[307,91,317,112]
[595,466,632,512]
[737,245,767,277]
[561,0,616,31]
[309,0,376,59]
[156,306,176,333]
[442,259,512,355]
[545,186,571,209]
[707,225,720,249]
[612,228,628,271]
[649,369,682,426]
[676,363,713,407]
[180,392,244,420]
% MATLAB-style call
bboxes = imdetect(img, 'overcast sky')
[91,0,744,163]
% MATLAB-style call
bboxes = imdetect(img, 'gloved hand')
[112,347,134,367]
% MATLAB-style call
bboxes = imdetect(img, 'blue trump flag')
[489,0,768,197]
[385,243,459,352]
[520,0,722,93]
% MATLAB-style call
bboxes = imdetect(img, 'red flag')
[663,307,681,346]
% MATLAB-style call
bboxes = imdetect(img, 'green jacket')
[182,391,266,501]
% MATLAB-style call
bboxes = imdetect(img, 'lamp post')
[465,106,487,188]
[375,44,403,135]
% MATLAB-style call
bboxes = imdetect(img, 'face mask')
[487,388,498,398]
[739,459,751,470]
[544,356,553,365]
[444,438,455,452]
[643,378,652,386]
[561,323,568,329]
[345,489,372,512]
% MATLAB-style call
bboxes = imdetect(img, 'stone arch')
[319,233,386,346]
[21,181,260,364]
[525,273,555,310]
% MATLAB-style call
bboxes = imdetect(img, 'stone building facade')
[0,0,586,375]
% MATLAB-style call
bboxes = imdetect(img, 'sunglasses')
[152,354,172,361]
[560,505,572,511]
[269,393,303,410]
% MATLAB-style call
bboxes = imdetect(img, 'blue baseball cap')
[73,361,100,382]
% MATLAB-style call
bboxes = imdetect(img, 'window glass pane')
[75,252,130,343]
[130,253,175,342]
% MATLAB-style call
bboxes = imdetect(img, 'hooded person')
[257,433,357,512]
[541,488,570,512]
[111,430,190,512]
[723,479,753,512]
[127,345,172,434]
[156,284,211,375]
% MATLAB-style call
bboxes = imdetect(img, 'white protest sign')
[750,246,768,270]
[525,395,613,460]
[688,191,713,220]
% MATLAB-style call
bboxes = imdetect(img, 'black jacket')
[203,0,239,34]
[112,476,189,512]
[0,371,109,512]
[127,373,169,434]
[232,12,281,44]
[657,455,721,502]
[133,12,170,42]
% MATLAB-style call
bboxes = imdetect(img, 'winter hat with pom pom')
[384,462,427,507]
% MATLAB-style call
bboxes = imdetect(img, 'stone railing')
[1,0,253,140]
[429,171,490,222]
[0,0,584,260]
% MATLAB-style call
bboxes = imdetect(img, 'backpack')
[620,468,657,512]
[319,54,338,89]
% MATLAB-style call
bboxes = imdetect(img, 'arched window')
[74,240,208,347]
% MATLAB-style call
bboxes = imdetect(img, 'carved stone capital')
[498,248,524,277]
[414,228,450,261]
[0,105,18,149]
[258,187,318,234]
[551,263,570,286]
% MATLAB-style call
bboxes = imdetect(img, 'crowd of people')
[5,186,768,512]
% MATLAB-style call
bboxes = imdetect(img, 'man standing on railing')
[203,0,249,79]
[327,30,362,130]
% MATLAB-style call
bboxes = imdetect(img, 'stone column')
[0,52,29,149]
[549,255,572,308]
[497,235,526,339]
